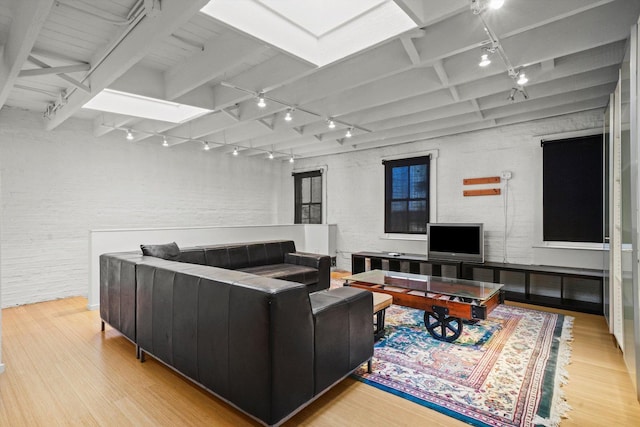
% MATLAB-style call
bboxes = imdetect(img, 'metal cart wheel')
[424,310,463,342]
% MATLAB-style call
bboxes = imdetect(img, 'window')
[542,134,605,243]
[384,156,430,233]
[293,170,322,224]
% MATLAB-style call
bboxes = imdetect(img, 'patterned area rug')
[347,286,574,427]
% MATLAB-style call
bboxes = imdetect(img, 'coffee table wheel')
[424,311,463,342]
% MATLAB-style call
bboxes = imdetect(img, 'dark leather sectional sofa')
[100,240,374,426]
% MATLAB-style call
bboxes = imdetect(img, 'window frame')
[293,169,323,224]
[383,155,431,234]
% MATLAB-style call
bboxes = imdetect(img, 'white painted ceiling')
[0,0,637,161]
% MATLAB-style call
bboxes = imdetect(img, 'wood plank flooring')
[1,295,639,426]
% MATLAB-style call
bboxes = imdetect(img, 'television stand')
[351,251,462,278]
[351,252,603,315]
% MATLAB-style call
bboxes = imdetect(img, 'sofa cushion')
[140,242,180,260]
[228,245,250,269]
[238,263,318,285]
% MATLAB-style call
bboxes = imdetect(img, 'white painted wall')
[0,107,286,308]
[281,111,607,272]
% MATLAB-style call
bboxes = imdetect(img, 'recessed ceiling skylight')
[200,0,417,67]
[82,89,212,123]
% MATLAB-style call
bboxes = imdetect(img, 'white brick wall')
[0,106,606,308]
[0,107,284,307]
[282,111,606,271]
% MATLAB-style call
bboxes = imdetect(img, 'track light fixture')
[289,155,294,163]
[268,152,274,159]
[233,147,239,156]
[479,53,491,67]
[203,142,210,151]
[257,92,266,108]
[126,129,133,140]
[284,109,293,121]
[162,136,169,147]
[472,3,531,102]
[345,128,353,138]
[508,86,528,101]
[516,72,528,85]
[327,119,336,129]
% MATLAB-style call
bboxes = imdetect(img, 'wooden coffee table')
[344,270,504,342]
[372,292,393,341]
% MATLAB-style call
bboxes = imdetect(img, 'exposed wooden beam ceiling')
[0,0,635,160]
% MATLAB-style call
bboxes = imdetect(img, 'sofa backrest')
[176,240,297,270]
[135,259,314,425]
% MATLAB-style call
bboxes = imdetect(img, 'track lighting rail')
[101,123,297,161]
[220,81,371,134]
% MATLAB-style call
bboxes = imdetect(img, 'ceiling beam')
[19,63,90,77]
[27,55,90,93]
[400,37,421,65]
[164,31,268,100]
[495,101,606,127]
[541,59,555,73]
[43,0,209,131]
[470,99,483,119]
[0,0,55,109]
[30,47,86,64]
[432,60,450,86]
[449,86,460,102]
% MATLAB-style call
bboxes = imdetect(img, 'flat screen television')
[426,223,484,263]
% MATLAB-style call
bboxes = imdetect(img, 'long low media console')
[351,251,604,315]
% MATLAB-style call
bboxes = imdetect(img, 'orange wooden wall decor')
[464,188,501,196]
[463,176,500,185]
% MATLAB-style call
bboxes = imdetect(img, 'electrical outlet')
[501,171,512,180]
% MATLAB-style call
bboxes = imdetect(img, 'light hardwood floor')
[1,295,639,426]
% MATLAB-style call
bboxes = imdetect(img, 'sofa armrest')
[284,252,331,290]
[309,287,373,394]
[284,251,328,268]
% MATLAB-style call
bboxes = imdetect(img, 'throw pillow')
[140,242,180,260]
